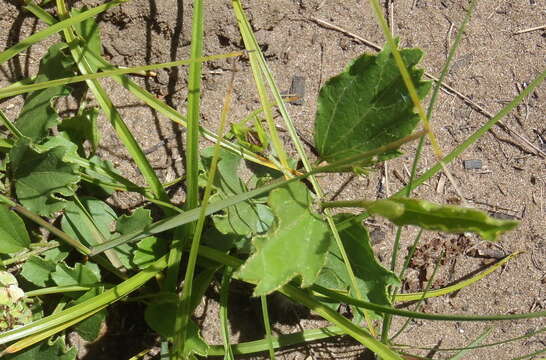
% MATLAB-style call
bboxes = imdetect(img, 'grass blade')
[260,296,276,360]
[0,52,243,100]
[0,256,167,345]
[394,252,521,302]
[312,284,546,322]
[219,268,235,360]
[55,0,169,203]
[207,326,344,356]
[448,327,492,360]
[0,0,126,66]
[231,0,378,334]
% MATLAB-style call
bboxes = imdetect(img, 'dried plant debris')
[404,236,472,292]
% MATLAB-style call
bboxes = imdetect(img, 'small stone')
[370,228,386,245]
[463,159,482,170]
[288,76,306,105]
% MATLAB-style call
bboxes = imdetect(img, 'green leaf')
[116,208,157,268]
[80,156,120,196]
[20,256,56,287]
[236,181,330,296]
[42,247,69,263]
[132,236,166,269]
[10,139,80,216]
[0,204,30,254]
[61,197,116,247]
[365,198,518,241]
[316,214,399,318]
[51,262,101,287]
[314,43,430,162]
[71,7,103,66]
[115,207,153,234]
[15,43,73,142]
[59,107,100,155]
[203,148,273,236]
[3,336,77,360]
[72,288,106,342]
[144,302,208,355]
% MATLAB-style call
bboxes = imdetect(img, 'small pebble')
[288,76,305,105]
[463,159,482,170]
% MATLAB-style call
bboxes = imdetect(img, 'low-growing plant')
[0,0,544,359]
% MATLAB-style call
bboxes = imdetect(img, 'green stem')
[0,241,59,267]
[0,196,90,255]
[260,296,276,360]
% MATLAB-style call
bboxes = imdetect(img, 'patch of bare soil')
[1,0,544,359]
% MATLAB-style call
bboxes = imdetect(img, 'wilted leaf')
[202,148,273,236]
[20,256,56,287]
[51,262,101,287]
[10,139,80,216]
[0,204,30,254]
[15,43,73,142]
[236,181,330,296]
[316,214,399,318]
[365,198,518,241]
[314,42,430,163]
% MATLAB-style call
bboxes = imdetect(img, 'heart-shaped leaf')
[315,42,430,163]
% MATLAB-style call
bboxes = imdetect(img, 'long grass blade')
[0,255,167,345]
[207,326,344,356]
[448,327,492,360]
[0,304,108,355]
[55,0,169,202]
[174,54,233,357]
[312,284,546,322]
[394,252,521,302]
[0,52,243,99]
[0,0,126,66]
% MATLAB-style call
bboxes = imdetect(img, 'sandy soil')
[0,0,545,359]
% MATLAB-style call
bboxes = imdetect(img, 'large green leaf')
[203,148,273,236]
[61,197,116,247]
[236,181,330,296]
[364,198,518,241]
[316,214,399,318]
[314,42,430,162]
[0,204,30,254]
[15,43,74,142]
[10,139,80,216]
